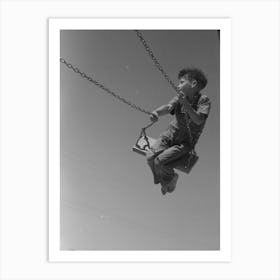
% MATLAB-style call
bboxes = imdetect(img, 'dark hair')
[178,68,208,89]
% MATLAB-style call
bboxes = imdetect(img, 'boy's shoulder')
[198,94,210,104]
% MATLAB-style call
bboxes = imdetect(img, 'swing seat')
[132,136,199,174]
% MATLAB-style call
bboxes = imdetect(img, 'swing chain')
[60,58,152,116]
[135,30,179,94]
[135,122,155,151]
[135,30,194,146]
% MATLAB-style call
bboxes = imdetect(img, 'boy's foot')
[166,173,179,193]
[161,173,179,195]
[161,185,168,195]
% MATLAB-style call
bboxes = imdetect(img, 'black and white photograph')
[49,18,231,261]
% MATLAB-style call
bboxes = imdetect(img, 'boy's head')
[177,68,208,92]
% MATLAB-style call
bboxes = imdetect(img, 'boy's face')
[177,74,197,98]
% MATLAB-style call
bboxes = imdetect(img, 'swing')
[132,122,199,174]
[60,30,200,174]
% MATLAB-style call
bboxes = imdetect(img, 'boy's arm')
[181,101,204,125]
[180,95,210,125]
[150,103,174,122]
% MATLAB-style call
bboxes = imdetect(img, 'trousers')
[146,137,192,187]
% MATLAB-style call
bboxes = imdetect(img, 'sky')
[60,29,220,250]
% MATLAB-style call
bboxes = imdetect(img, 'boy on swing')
[147,68,210,195]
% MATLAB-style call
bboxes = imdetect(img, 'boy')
[146,68,210,195]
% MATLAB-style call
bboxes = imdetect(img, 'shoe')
[161,185,168,195]
[166,173,179,193]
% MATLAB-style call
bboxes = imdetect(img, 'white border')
[49,18,231,262]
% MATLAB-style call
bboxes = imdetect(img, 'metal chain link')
[134,30,194,145]
[135,30,180,94]
[60,58,152,116]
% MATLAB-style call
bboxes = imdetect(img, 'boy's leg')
[146,138,168,184]
[154,144,191,193]
[146,150,161,184]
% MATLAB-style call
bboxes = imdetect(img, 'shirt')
[160,93,211,146]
